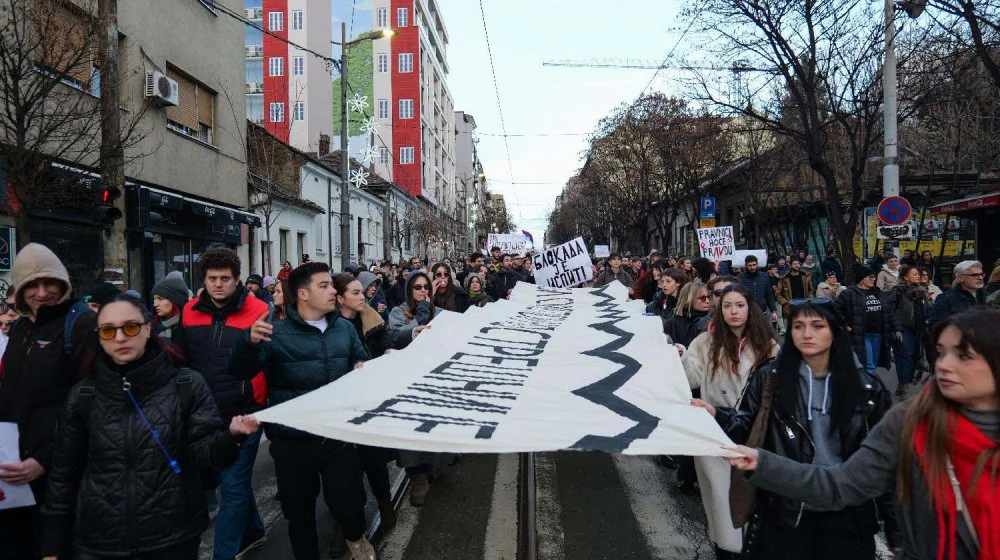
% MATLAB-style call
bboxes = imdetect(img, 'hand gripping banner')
[254,282,735,456]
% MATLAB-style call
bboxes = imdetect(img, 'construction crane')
[542,58,761,73]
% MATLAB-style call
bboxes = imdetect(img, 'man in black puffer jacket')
[230,262,375,560]
[927,259,985,329]
[834,264,898,374]
[488,254,524,301]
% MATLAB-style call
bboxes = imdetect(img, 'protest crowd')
[0,239,997,560]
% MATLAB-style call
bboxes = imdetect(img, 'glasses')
[1,320,16,327]
[961,272,985,278]
[789,297,831,308]
[434,272,449,278]
[97,322,146,341]
[412,284,430,291]
[712,290,723,297]
[697,295,711,302]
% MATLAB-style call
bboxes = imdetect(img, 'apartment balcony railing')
[246,82,264,95]
[245,45,263,58]
[246,8,263,21]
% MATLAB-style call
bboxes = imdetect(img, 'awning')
[930,191,1000,214]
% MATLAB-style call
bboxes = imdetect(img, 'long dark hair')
[708,284,774,379]
[82,295,187,378]
[430,262,457,312]
[406,271,434,320]
[774,300,861,453]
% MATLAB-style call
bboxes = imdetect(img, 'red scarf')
[914,409,999,560]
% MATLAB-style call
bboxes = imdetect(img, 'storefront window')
[151,234,191,287]
[28,220,105,298]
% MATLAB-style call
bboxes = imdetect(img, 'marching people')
[245,274,272,305]
[816,269,846,299]
[663,281,710,352]
[921,268,943,303]
[927,260,986,329]
[464,273,495,308]
[682,284,779,558]
[725,307,999,560]
[593,253,636,289]
[231,263,376,560]
[918,250,936,280]
[877,254,901,292]
[151,270,190,342]
[636,259,662,303]
[430,262,470,313]
[488,254,524,301]
[40,296,260,560]
[358,271,390,321]
[173,248,269,560]
[694,297,896,559]
[647,267,687,325]
[885,265,931,396]
[777,258,815,317]
[985,266,1000,296]
[276,260,293,282]
[0,289,18,358]
[692,257,717,285]
[801,254,823,288]
[834,264,896,376]
[822,248,844,283]
[272,279,289,321]
[0,244,97,560]
[738,255,779,326]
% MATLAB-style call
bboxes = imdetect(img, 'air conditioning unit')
[144,71,179,107]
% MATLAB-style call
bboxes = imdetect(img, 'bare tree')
[924,0,1000,88]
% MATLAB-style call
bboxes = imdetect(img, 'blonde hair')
[674,281,706,317]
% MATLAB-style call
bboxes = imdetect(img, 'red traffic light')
[100,186,122,204]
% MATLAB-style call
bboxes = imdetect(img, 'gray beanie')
[358,271,379,293]
[152,272,191,309]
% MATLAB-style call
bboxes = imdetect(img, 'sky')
[436,0,691,245]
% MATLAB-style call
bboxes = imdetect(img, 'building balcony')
[245,45,263,58]
[246,82,263,95]
[246,8,262,21]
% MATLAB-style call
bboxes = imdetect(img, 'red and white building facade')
[245,0,332,153]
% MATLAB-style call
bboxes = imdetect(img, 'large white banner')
[487,233,528,256]
[255,282,734,456]
[532,237,593,289]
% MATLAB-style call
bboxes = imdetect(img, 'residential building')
[0,0,258,296]
[245,0,332,153]
[455,111,485,253]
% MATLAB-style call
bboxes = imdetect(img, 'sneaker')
[347,537,376,560]
[236,534,267,560]
[409,473,430,507]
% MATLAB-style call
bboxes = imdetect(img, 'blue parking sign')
[700,196,716,219]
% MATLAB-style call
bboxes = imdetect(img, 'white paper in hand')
[0,422,37,510]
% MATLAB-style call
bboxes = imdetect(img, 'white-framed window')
[379,147,390,165]
[292,56,304,76]
[268,57,283,77]
[398,53,413,73]
[397,7,408,27]
[269,102,285,123]
[400,146,414,164]
[293,101,304,121]
[376,7,388,28]
[376,53,388,73]
[291,10,303,30]
[399,99,413,119]
[377,99,389,119]
[268,11,283,31]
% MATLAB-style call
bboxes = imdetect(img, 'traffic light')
[95,184,123,226]
[101,185,122,204]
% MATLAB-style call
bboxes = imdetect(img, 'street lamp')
[332,26,397,270]
[883,0,924,198]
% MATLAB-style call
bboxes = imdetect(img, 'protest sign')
[697,226,735,259]
[487,233,528,256]
[532,237,593,289]
[255,282,735,456]
[0,423,36,510]
[730,249,768,268]
[594,245,610,258]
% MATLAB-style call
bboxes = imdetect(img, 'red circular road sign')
[877,196,912,226]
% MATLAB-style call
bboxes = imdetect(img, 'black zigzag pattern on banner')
[570,285,658,452]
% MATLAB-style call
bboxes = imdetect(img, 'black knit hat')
[852,263,874,281]
[88,282,121,306]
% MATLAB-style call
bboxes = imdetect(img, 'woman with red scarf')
[725,307,1000,560]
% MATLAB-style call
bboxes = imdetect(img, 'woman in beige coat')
[682,284,780,558]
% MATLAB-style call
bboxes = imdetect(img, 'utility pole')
[98,0,126,279]
[882,0,899,198]
[383,187,392,263]
[327,176,333,267]
[339,21,351,271]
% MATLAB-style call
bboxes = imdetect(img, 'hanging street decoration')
[350,168,370,188]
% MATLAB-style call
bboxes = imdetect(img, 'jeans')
[863,333,882,373]
[213,430,265,560]
[894,328,920,385]
[269,436,367,560]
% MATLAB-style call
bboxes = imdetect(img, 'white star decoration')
[362,145,380,166]
[348,94,369,114]
[360,116,380,135]
[349,167,370,188]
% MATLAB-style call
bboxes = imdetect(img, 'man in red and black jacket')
[173,247,269,560]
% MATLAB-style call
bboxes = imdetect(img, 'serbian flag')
[521,230,534,243]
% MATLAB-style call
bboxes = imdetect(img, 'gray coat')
[745,404,979,560]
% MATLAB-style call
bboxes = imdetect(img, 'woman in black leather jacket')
[40,296,260,560]
[693,299,897,559]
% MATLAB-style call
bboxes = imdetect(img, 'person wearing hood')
[693,299,897,559]
[230,262,376,560]
[876,254,900,292]
[834,264,897,376]
[386,271,454,506]
[0,244,97,560]
[358,271,389,321]
[464,273,494,308]
[40,296,260,560]
[152,271,191,342]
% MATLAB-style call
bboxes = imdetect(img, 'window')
[165,66,216,145]
[376,7,388,28]
[268,57,283,77]
[400,146,414,164]
[397,7,408,27]
[398,53,413,73]
[377,99,389,119]
[269,102,285,123]
[291,10,303,30]
[279,229,289,264]
[379,147,390,165]
[376,53,388,73]
[268,11,283,31]
[297,232,306,263]
[292,56,304,76]
[293,101,304,121]
[399,99,413,119]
